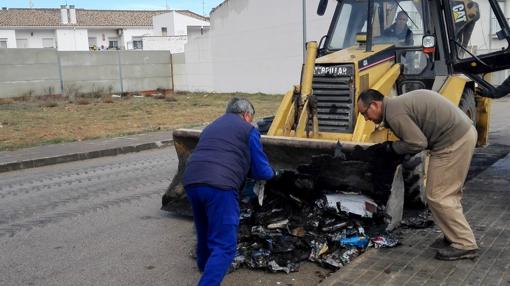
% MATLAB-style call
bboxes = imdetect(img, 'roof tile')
[0,8,208,27]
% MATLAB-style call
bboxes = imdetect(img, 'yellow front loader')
[162,0,510,212]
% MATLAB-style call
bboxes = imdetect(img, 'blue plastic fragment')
[339,235,369,249]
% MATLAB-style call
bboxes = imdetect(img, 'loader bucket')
[161,128,373,215]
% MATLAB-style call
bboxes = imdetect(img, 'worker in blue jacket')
[182,97,277,286]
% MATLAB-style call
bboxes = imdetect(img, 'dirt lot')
[0,92,282,151]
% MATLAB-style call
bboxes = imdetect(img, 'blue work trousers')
[185,185,240,286]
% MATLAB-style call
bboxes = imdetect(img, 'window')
[449,0,508,59]
[161,27,167,36]
[491,1,506,36]
[132,37,143,50]
[328,0,424,50]
[42,38,55,48]
[108,37,119,49]
[16,39,28,48]
[88,37,97,49]
[0,38,7,48]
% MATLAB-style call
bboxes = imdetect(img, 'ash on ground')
[229,154,432,274]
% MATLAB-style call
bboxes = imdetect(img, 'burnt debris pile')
[230,154,404,274]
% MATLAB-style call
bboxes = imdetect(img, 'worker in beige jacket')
[357,88,478,261]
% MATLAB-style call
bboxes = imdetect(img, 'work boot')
[435,246,478,261]
[430,236,451,249]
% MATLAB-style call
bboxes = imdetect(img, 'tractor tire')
[402,151,427,208]
[459,88,477,125]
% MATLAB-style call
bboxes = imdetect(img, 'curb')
[0,139,173,173]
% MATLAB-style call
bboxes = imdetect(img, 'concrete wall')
[143,35,188,53]
[0,30,16,48]
[0,49,61,97]
[184,31,213,92]
[182,0,335,93]
[56,29,89,51]
[0,49,174,98]
[171,52,187,91]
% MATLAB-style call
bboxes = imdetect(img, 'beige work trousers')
[426,126,478,250]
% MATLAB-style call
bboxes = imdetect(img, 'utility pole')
[203,0,205,17]
[302,0,307,62]
[29,0,33,8]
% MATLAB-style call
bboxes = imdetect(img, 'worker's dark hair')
[396,10,408,19]
[226,97,255,115]
[358,89,384,106]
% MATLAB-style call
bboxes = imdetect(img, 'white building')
[0,5,209,51]
[143,10,210,52]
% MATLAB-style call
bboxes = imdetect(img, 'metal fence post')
[117,50,124,94]
[170,52,174,91]
[56,51,66,98]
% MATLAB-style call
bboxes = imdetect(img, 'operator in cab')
[354,89,479,261]
[382,11,414,45]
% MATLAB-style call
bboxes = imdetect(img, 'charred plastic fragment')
[172,152,430,274]
[227,154,409,274]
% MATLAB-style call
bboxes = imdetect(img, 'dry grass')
[0,92,282,151]
[0,98,15,105]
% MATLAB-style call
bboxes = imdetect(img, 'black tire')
[402,152,427,208]
[256,116,274,135]
[459,88,477,125]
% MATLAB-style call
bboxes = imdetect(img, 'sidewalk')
[0,131,173,173]
[320,152,510,286]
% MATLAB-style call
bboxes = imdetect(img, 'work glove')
[349,142,394,162]
[371,143,423,170]
[367,141,404,167]
[350,142,405,165]
[366,141,395,155]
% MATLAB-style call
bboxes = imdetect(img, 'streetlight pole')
[302,0,307,62]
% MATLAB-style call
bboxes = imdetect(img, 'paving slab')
[0,131,173,173]
[320,152,510,286]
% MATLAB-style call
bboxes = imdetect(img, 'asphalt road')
[0,148,328,286]
[1,97,509,286]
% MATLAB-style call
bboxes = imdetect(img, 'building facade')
[0,5,209,52]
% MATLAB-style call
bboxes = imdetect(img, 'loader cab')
[321,0,434,92]
[324,0,425,50]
